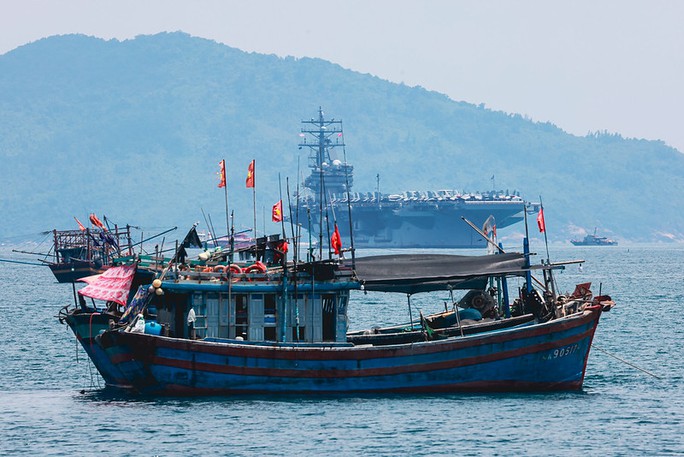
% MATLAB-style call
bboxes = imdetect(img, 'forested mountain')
[1,32,683,244]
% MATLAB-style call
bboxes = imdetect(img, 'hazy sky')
[3,0,683,152]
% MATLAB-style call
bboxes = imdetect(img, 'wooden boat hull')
[347,313,537,346]
[96,305,603,395]
[49,261,106,283]
[62,311,134,388]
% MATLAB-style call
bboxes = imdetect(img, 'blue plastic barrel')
[144,321,162,335]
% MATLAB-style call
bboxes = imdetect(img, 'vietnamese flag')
[537,207,546,233]
[218,160,226,188]
[246,160,255,188]
[331,223,342,255]
[272,200,283,222]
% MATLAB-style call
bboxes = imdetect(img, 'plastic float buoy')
[244,261,267,281]
[244,261,267,274]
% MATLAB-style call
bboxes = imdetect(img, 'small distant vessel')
[571,228,618,246]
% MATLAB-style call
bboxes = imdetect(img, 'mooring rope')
[593,344,661,380]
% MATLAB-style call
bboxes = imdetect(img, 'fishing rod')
[460,217,504,254]
[461,216,546,290]
[322,185,332,260]
[207,213,220,248]
[286,177,301,341]
[201,208,218,248]
[127,226,178,250]
[201,228,251,248]
[342,140,355,269]
[157,223,199,281]
[0,258,45,266]
[294,156,301,263]
[286,177,297,262]
[328,190,338,259]
[462,215,585,271]
[11,249,52,257]
[278,173,289,343]
[537,196,557,296]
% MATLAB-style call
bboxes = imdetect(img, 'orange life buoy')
[228,264,242,283]
[244,261,267,281]
[244,261,267,274]
[213,265,227,273]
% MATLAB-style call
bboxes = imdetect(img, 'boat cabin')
[151,266,355,344]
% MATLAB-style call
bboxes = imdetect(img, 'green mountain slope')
[1,32,682,243]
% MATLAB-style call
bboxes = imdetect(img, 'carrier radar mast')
[299,107,353,197]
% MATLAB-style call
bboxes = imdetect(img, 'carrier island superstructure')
[293,108,527,249]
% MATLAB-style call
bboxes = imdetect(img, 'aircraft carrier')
[293,108,526,249]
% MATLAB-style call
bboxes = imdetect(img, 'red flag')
[272,200,283,222]
[74,216,86,231]
[218,160,226,188]
[331,223,342,255]
[537,207,546,233]
[89,213,105,229]
[246,160,255,188]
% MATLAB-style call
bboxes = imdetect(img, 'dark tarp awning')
[352,252,528,294]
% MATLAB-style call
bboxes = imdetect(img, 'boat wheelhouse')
[47,224,135,283]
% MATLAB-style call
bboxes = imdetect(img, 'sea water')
[1,245,683,456]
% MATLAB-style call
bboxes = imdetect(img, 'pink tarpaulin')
[77,265,136,305]
[77,274,101,285]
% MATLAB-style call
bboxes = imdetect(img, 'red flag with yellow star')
[272,200,283,222]
[218,160,226,188]
[246,160,255,188]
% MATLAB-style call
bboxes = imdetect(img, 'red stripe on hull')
[124,307,600,363]
[148,326,596,379]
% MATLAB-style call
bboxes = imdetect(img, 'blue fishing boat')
[61,226,614,394]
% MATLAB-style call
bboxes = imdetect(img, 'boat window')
[322,294,336,341]
[264,294,277,341]
[292,326,305,342]
[219,293,229,326]
[290,294,305,342]
[338,294,348,316]
[203,293,220,339]
[192,293,207,339]
[235,294,248,340]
